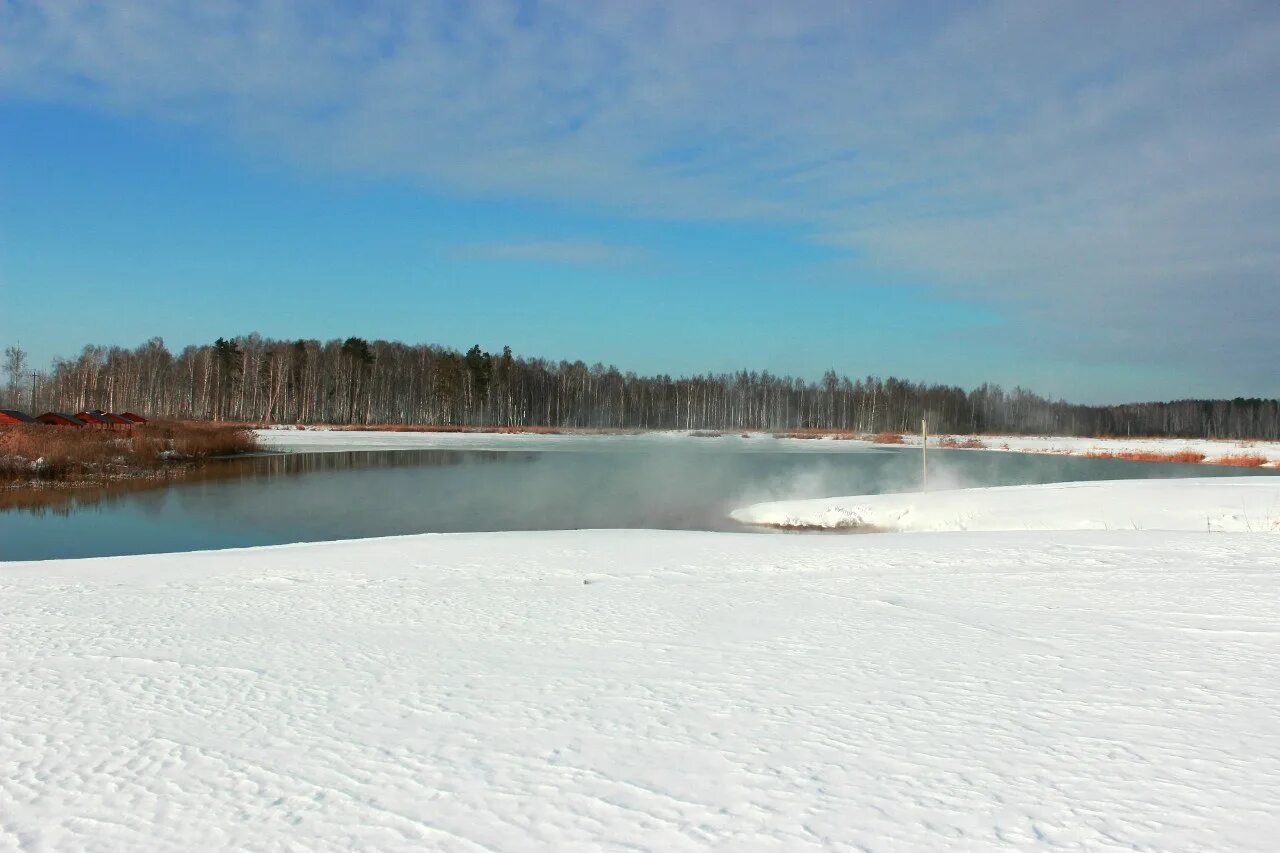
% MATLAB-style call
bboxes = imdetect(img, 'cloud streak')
[2,0,1278,392]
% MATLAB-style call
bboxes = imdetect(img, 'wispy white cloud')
[2,0,1278,390]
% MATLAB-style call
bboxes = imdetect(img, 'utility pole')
[921,417,928,489]
[28,371,38,412]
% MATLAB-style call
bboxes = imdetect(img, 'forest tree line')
[3,335,1278,439]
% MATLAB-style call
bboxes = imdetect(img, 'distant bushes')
[1121,450,1206,464]
[0,421,257,484]
[1081,448,1270,467]
[1084,449,1208,464]
[940,436,986,449]
[1210,453,1267,468]
[870,432,905,444]
[1,425,123,479]
[144,420,259,458]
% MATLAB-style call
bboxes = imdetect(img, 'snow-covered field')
[5,516,1280,850]
[733,477,1280,533]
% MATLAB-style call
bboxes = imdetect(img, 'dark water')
[1,445,1274,560]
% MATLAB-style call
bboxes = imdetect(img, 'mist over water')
[3,442,1274,560]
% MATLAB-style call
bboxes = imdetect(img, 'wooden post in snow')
[921,417,928,490]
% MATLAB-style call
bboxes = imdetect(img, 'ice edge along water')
[3,433,1280,850]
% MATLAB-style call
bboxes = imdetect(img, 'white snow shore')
[732,477,1280,533]
[253,427,873,455]
[902,432,1280,467]
[4,521,1280,850]
[255,426,1280,467]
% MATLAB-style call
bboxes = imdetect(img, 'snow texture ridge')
[4,527,1280,850]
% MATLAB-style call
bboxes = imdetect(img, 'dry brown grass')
[1086,449,1225,465]
[938,436,987,449]
[1113,450,1207,464]
[870,432,905,444]
[0,420,257,484]
[144,420,259,457]
[1,424,125,478]
[1084,448,1266,466]
[1208,453,1268,468]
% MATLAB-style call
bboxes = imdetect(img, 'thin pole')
[921,417,928,489]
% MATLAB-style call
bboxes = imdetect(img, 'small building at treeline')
[74,411,112,427]
[37,412,87,427]
[0,409,38,425]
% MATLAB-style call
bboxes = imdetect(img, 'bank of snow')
[732,477,1280,533]
[5,526,1280,850]
[905,432,1280,467]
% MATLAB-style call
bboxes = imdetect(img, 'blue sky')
[2,1,1278,403]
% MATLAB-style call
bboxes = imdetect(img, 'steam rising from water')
[4,441,1270,560]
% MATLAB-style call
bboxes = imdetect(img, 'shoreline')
[257,425,1280,467]
[4,425,1276,514]
[0,420,261,497]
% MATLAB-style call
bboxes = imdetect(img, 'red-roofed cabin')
[74,411,111,428]
[102,413,134,427]
[120,412,148,424]
[37,412,86,427]
[0,409,37,425]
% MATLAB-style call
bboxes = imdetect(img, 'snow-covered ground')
[733,477,1280,533]
[256,426,1280,467]
[254,427,865,455]
[4,519,1280,850]
[902,432,1280,467]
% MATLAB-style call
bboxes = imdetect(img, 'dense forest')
[3,336,1278,439]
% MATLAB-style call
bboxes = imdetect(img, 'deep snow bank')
[732,477,1280,532]
[4,529,1280,850]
